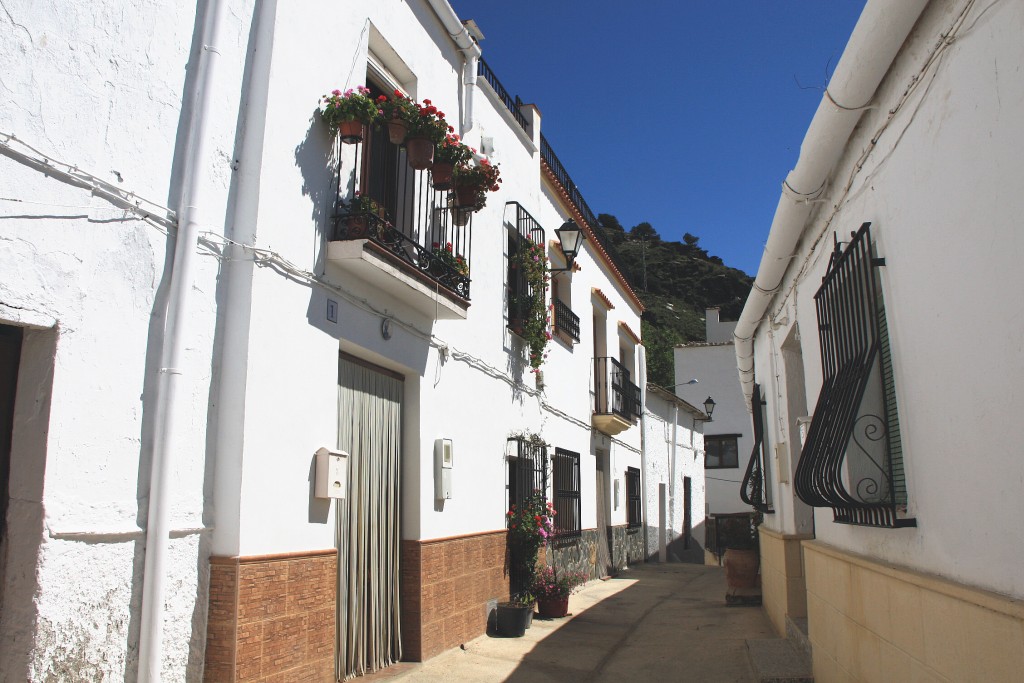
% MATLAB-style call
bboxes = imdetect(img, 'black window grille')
[506,202,545,331]
[332,83,472,300]
[553,448,581,538]
[626,467,642,529]
[553,297,580,343]
[740,384,774,513]
[705,435,740,469]
[795,222,914,528]
[594,356,641,421]
[507,437,547,512]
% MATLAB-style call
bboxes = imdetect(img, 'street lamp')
[549,219,586,273]
[702,396,716,421]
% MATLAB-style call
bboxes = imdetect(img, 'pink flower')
[332,89,342,96]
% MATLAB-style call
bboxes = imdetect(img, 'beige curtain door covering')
[337,358,403,679]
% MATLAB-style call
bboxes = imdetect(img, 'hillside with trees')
[592,214,753,387]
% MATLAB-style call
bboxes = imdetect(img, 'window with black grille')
[626,467,642,529]
[507,437,547,512]
[552,448,581,537]
[794,222,913,528]
[705,435,740,469]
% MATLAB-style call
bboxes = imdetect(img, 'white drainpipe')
[733,0,929,407]
[425,0,482,137]
[137,0,227,680]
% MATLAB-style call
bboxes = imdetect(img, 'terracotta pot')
[432,161,454,190]
[449,205,470,227]
[722,548,759,589]
[346,216,368,238]
[338,119,364,144]
[495,603,533,637]
[454,183,480,208]
[386,118,408,145]
[405,136,434,170]
[536,596,569,618]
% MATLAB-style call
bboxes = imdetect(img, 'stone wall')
[547,525,645,581]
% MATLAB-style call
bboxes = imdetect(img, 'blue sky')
[447,1,867,276]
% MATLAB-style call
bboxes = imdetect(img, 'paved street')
[372,562,775,682]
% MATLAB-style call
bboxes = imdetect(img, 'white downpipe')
[733,0,929,407]
[637,346,649,561]
[424,0,481,137]
[211,0,278,559]
[138,0,227,680]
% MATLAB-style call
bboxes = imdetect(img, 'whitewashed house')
[0,0,646,681]
[641,385,707,563]
[733,0,1024,680]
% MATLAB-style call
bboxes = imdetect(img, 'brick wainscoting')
[204,549,337,682]
[401,530,509,661]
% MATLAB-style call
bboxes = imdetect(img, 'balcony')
[552,297,580,344]
[326,120,472,320]
[592,356,641,436]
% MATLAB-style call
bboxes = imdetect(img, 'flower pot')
[455,183,480,208]
[495,603,533,637]
[722,548,759,590]
[405,136,434,170]
[449,205,470,227]
[536,596,569,618]
[338,119,364,144]
[346,215,368,238]
[432,161,454,190]
[386,117,408,145]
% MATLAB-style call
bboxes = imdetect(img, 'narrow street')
[376,563,778,682]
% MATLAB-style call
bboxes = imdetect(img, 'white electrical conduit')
[425,0,482,137]
[733,0,929,408]
[137,0,227,680]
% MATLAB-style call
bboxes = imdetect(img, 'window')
[705,435,740,469]
[552,448,581,537]
[795,222,913,528]
[506,202,545,332]
[626,467,641,528]
[507,436,547,511]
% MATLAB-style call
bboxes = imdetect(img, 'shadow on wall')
[642,519,707,564]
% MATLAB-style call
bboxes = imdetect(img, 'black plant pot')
[495,602,533,637]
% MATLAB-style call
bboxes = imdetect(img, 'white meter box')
[315,447,349,499]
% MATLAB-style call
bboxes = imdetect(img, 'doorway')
[336,355,403,678]
[0,324,24,604]
[594,449,612,578]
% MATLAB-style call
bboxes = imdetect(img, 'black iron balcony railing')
[594,357,641,421]
[332,118,472,300]
[552,298,580,343]
[478,58,528,131]
[506,202,545,329]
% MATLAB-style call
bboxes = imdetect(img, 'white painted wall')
[674,343,752,515]
[747,0,1024,598]
[642,388,706,561]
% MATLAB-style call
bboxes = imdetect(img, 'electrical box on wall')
[775,442,790,484]
[314,447,348,499]
[613,479,620,509]
[434,438,453,500]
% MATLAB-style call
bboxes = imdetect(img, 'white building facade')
[0,1,646,681]
[733,0,1024,680]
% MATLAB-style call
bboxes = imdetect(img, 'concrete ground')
[368,562,776,682]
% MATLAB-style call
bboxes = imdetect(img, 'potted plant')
[404,99,450,170]
[432,133,473,191]
[429,241,469,277]
[495,591,535,637]
[508,238,551,372]
[319,86,377,144]
[531,566,587,618]
[374,89,417,145]
[452,157,502,210]
[721,512,761,604]
[341,192,384,238]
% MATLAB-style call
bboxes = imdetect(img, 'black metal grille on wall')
[553,448,581,538]
[794,222,914,528]
[626,467,641,528]
[506,202,545,327]
[507,437,547,512]
[332,109,472,300]
[741,384,774,514]
[553,297,580,342]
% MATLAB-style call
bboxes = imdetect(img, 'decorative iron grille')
[794,223,914,528]
[506,202,545,329]
[740,384,774,513]
[507,436,547,511]
[553,448,581,538]
[552,297,580,342]
[332,112,472,300]
[626,467,642,529]
[594,357,641,421]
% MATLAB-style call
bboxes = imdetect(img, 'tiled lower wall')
[759,526,811,637]
[804,540,1024,682]
[205,550,336,682]
[400,530,509,662]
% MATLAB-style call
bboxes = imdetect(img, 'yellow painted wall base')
[758,526,811,637]
[804,540,1024,682]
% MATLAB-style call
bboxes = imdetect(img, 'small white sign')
[326,299,338,323]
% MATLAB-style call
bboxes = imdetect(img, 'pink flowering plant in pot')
[319,86,378,128]
[530,566,587,600]
[506,491,556,593]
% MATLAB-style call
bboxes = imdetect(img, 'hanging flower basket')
[338,120,364,144]
[455,183,482,208]
[406,136,434,170]
[449,204,471,227]
[319,87,375,144]
[385,117,409,145]
[432,161,454,190]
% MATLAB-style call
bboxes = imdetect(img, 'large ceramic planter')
[536,596,569,618]
[495,603,533,637]
[405,136,434,170]
[722,548,759,590]
[338,119,364,144]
